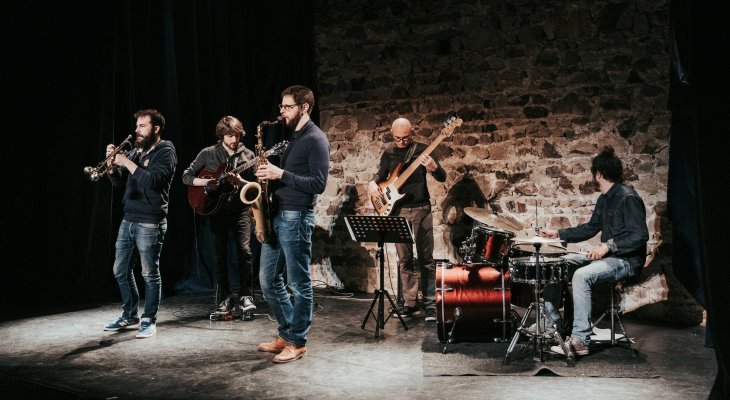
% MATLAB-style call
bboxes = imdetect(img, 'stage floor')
[0,291,716,399]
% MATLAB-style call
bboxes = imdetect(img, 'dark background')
[2,0,315,317]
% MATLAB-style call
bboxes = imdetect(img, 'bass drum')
[435,262,513,342]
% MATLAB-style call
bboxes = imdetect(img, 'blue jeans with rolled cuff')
[259,210,315,347]
[112,219,167,322]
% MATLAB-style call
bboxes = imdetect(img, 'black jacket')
[109,140,177,224]
[558,183,649,271]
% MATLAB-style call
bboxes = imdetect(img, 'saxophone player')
[181,116,258,316]
[255,85,330,363]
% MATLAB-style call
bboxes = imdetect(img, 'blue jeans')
[113,219,167,322]
[259,210,315,347]
[544,253,634,344]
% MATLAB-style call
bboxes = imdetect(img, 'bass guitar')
[187,140,288,215]
[370,116,462,216]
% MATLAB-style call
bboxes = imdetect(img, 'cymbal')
[463,207,521,232]
[511,236,567,255]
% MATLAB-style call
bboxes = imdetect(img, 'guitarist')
[181,116,257,316]
[366,117,446,322]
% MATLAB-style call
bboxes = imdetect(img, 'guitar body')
[187,140,290,216]
[369,115,463,216]
[371,163,405,216]
[187,163,237,215]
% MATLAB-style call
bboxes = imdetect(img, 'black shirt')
[372,142,446,209]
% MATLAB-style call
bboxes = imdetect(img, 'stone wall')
[307,0,701,323]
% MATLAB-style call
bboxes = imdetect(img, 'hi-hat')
[511,236,567,255]
[464,207,522,232]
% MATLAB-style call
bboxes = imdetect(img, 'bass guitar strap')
[403,142,419,165]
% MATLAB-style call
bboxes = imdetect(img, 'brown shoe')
[258,336,289,353]
[569,336,590,356]
[272,344,307,363]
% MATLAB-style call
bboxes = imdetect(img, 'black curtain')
[667,1,729,398]
[2,0,314,319]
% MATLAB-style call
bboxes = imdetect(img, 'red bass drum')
[435,262,512,342]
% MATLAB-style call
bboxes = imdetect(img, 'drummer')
[539,146,649,357]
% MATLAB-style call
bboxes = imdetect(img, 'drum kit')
[436,207,575,366]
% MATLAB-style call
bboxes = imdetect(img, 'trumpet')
[83,135,134,181]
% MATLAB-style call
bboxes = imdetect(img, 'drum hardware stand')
[345,215,413,338]
[503,242,575,367]
[437,261,453,348]
[498,255,510,341]
[442,306,463,354]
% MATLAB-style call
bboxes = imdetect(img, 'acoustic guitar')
[187,140,288,215]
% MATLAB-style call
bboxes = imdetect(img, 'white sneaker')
[135,318,156,339]
[240,296,257,312]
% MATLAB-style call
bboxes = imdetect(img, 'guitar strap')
[403,142,419,164]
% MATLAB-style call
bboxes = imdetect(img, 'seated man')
[540,145,649,356]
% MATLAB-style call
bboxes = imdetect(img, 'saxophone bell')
[239,180,262,205]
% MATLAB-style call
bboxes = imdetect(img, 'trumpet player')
[255,85,329,363]
[181,116,257,315]
[103,109,177,339]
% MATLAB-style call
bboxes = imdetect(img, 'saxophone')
[245,117,283,243]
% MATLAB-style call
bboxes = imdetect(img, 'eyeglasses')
[278,103,300,111]
[393,135,411,143]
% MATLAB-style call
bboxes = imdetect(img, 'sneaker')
[217,297,234,312]
[550,336,589,356]
[424,308,437,322]
[103,316,140,331]
[525,322,557,336]
[392,305,419,317]
[240,296,257,312]
[135,318,156,338]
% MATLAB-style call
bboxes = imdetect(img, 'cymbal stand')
[503,242,575,367]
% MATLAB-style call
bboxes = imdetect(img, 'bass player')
[367,117,446,322]
[182,116,257,316]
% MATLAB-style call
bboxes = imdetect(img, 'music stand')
[345,215,413,338]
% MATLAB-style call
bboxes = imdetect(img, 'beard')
[224,141,239,152]
[286,111,303,130]
[136,133,156,152]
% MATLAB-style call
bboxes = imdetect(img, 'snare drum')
[508,255,566,284]
[459,224,515,264]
